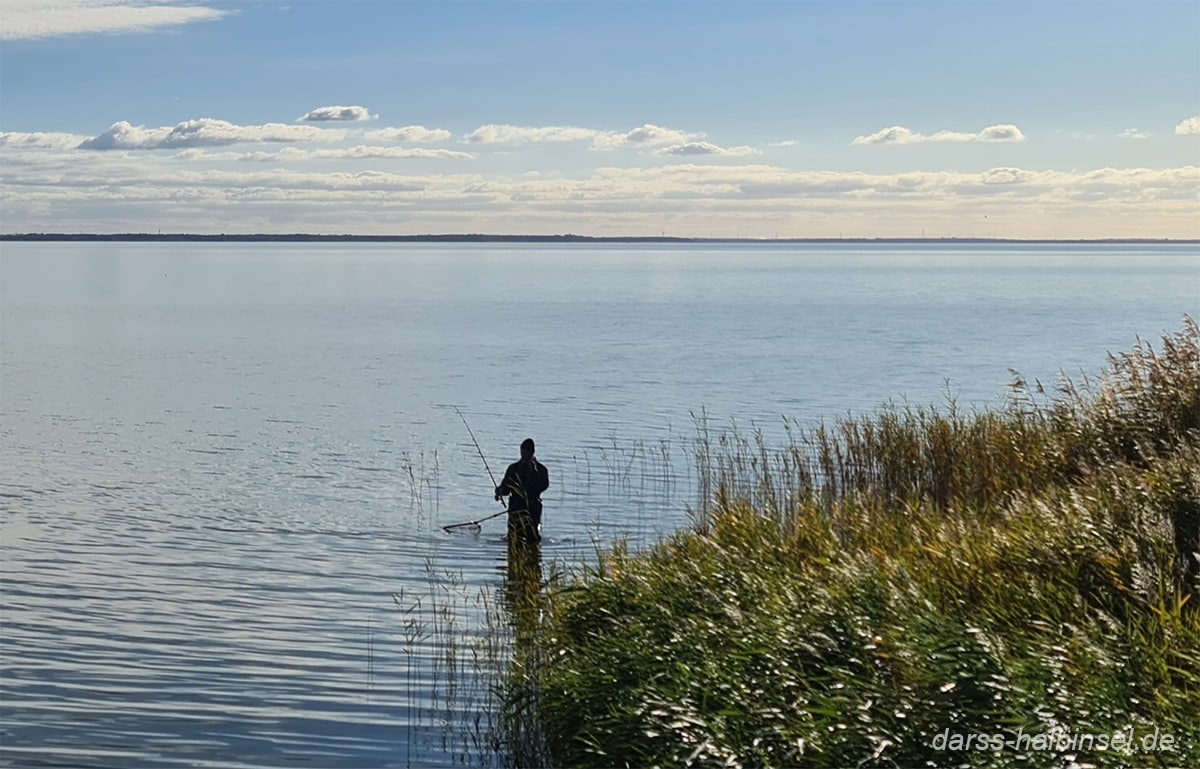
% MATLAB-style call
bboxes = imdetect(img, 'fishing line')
[454,406,502,493]
[444,406,506,533]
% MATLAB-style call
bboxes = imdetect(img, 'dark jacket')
[497,457,549,544]
[497,458,549,515]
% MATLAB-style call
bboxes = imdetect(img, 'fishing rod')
[444,407,506,533]
[454,406,502,494]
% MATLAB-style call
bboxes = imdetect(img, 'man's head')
[520,438,535,460]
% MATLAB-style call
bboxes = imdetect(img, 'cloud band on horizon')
[77,119,345,150]
[852,124,1027,145]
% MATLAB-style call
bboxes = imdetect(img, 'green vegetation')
[506,318,1200,768]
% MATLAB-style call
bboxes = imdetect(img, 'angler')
[495,438,549,545]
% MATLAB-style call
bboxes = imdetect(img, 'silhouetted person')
[495,438,549,545]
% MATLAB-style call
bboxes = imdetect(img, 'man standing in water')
[495,438,549,545]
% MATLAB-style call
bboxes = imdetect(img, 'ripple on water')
[1,477,516,768]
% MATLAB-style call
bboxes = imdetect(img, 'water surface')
[2,241,1196,767]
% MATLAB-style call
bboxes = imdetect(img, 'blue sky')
[1,0,1197,238]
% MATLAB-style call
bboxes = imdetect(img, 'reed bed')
[391,568,507,768]
[514,317,1200,768]
[386,435,685,768]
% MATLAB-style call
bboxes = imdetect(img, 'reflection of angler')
[495,438,549,545]
[505,536,543,618]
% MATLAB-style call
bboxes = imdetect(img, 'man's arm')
[495,463,517,500]
[494,458,523,501]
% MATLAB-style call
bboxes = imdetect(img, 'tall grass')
[385,436,685,768]
[517,318,1200,768]
[388,547,557,768]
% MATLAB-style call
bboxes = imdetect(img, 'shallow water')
[1,241,1196,767]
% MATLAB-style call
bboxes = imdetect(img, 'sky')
[1,0,1198,239]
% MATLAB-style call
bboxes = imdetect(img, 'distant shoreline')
[2,233,1198,245]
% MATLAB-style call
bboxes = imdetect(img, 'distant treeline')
[3,232,687,243]
[2,233,1196,244]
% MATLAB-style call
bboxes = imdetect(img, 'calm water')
[1,241,1197,767]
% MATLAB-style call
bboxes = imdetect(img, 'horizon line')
[4,233,1199,245]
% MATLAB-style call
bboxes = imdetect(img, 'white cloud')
[618,124,693,146]
[980,167,1034,185]
[927,130,979,143]
[852,124,1026,145]
[976,124,1025,142]
[654,142,761,157]
[1175,117,1200,135]
[463,122,707,152]
[465,124,598,144]
[1118,128,1151,140]
[0,0,228,41]
[0,131,89,149]
[591,123,700,150]
[78,119,345,150]
[851,126,919,145]
[364,126,452,144]
[230,146,474,162]
[298,106,374,122]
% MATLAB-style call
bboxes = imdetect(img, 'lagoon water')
[1,241,1197,767]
